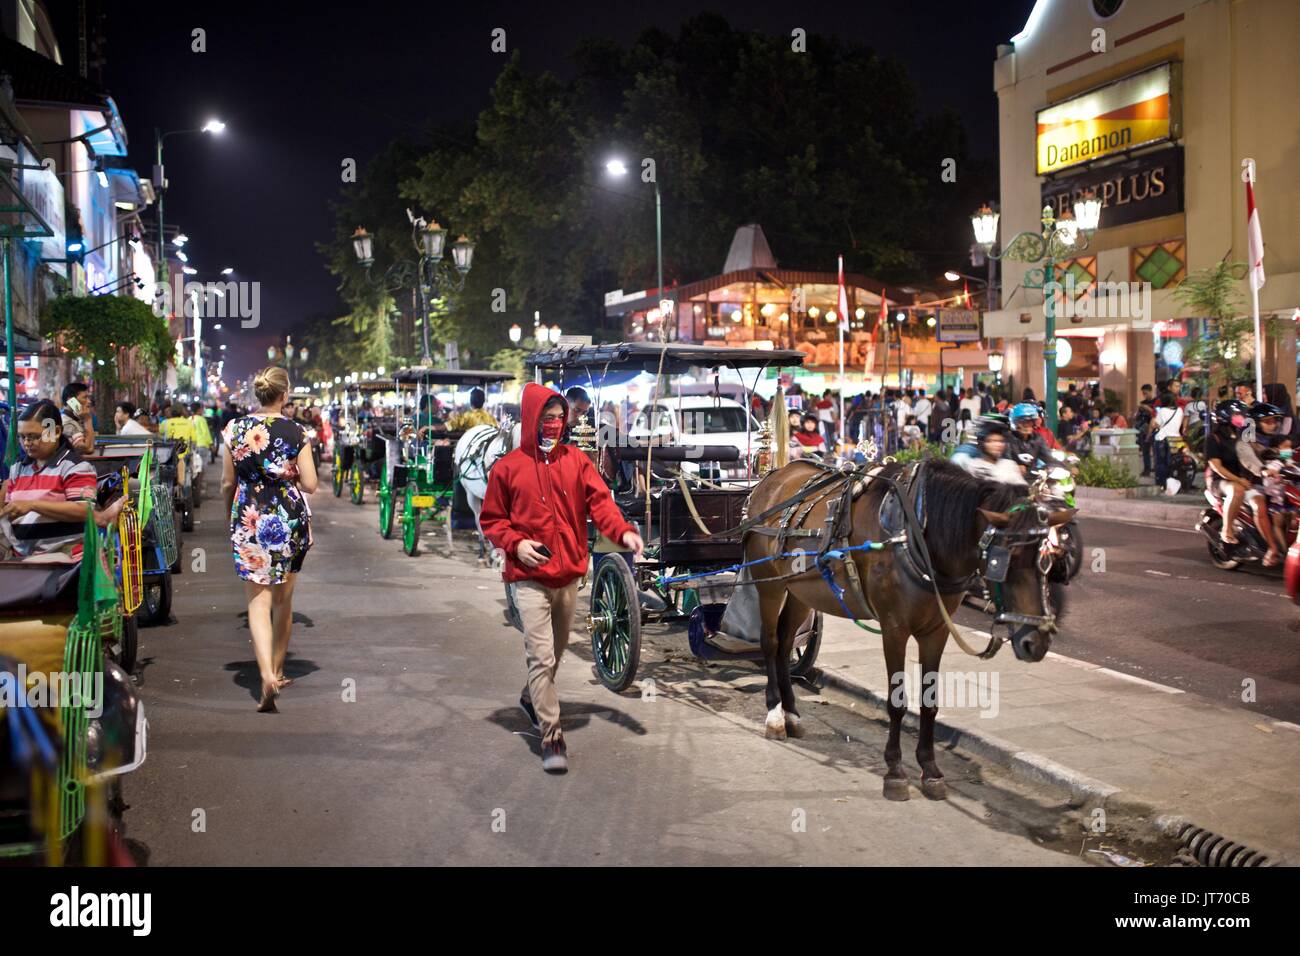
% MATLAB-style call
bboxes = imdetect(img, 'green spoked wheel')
[350,464,364,505]
[588,556,641,692]
[402,485,421,557]
[332,449,344,497]
[378,470,394,538]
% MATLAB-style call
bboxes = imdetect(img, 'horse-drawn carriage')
[332,378,397,505]
[0,501,148,863]
[88,436,182,634]
[383,366,515,556]
[525,342,823,692]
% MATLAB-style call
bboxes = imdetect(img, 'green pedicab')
[335,379,396,506]
[386,366,514,555]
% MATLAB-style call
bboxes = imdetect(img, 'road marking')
[1144,569,1172,577]
[1045,652,1184,694]
[1272,721,1300,733]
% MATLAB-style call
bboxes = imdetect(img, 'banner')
[936,308,982,344]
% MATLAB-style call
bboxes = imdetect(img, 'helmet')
[974,414,1011,442]
[1213,399,1250,425]
[1250,401,1286,421]
[1009,402,1040,424]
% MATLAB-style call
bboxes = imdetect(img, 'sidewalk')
[814,616,1300,866]
[1075,486,1204,530]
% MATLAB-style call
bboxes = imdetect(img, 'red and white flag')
[1246,176,1266,291]
[865,287,886,375]
[837,255,850,331]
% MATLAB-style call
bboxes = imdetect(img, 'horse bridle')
[979,503,1058,633]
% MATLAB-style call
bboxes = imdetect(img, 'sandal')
[1263,552,1282,568]
[257,680,280,712]
[275,673,294,689]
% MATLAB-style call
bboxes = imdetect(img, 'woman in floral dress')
[221,367,318,711]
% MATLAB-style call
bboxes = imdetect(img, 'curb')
[813,666,1291,867]
[1076,496,1203,531]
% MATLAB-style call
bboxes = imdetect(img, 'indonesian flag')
[865,287,886,375]
[1246,177,1266,291]
[837,255,850,331]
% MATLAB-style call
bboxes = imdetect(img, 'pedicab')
[339,378,397,506]
[384,366,515,555]
[525,341,822,691]
[0,504,148,864]
[87,436,181,631]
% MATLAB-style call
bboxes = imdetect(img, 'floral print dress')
[223,414,312,585]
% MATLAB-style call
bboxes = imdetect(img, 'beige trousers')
[516,579,579,745]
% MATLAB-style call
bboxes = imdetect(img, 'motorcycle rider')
[951,415,1027,486]
[1006,402,1055,478]
[1206,400,1282,566]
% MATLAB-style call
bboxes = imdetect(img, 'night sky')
[84,0,1035,381]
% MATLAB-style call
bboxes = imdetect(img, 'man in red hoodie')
[480,383,644,773]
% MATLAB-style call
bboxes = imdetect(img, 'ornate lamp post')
[351,216,474,366]
[972,193,1100,432]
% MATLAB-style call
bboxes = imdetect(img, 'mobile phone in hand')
[535,544,552,561]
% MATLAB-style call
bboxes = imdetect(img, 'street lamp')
[605,156,669,341]
[508,324,522,344]
[351,215,474,364]
[973,201,1097,432]
[549,324,562,344]
[988,350,1004,373]
[154,119,225,288]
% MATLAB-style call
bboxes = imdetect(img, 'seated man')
[446,387,498,432]
[415,395,446,442]
[1,400,124,562]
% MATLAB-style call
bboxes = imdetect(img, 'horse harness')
[742,458,1056,658]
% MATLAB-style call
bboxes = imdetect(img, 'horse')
[453,421,517,561]
[742,456,1073,801]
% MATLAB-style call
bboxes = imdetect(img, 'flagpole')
[1243,158,1265,400]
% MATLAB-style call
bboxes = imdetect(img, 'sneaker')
[541,736,568,774]
[519,695,541,731]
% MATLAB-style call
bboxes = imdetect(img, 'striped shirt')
[3,441,97,559]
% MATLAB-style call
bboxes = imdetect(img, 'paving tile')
[1063,713,1162,740]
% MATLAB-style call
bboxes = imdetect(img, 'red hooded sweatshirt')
[480,382,634,588]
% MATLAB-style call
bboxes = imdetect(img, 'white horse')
[454,420,518,562]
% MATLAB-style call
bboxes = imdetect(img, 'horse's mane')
[920,457,1030,554]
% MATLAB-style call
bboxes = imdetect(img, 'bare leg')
[1251,497,1281,564]
[1222,484,1243,544]
[271,573,299,682]
[244,582,278,710]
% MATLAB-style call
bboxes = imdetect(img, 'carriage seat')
[606,444,741,463]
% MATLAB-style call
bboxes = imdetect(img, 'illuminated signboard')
[1036,62,1180,176]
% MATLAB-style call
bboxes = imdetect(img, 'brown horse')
[743,457,1072,800]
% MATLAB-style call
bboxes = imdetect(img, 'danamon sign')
[1035,62,1181,176]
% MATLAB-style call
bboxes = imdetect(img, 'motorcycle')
[1026,449,1083,582]
[1197,462,1300,572]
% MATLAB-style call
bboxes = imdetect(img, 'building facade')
[985,0,1299,411]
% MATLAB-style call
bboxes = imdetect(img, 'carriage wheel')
[402,486,421,557]
[332,450,344,497]
[588,556,641,692]
[117,615,139,674]
[789,612,823,678]
[350,464,365,505]
[138,573,173,627]
[378,471,394,538]
[179,495,194,533]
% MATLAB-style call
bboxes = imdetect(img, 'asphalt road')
[122,475,1113,867]
[1023,517,1300,724]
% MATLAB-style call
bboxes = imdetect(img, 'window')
[680,407,754,435]
[1131,238,1186,290]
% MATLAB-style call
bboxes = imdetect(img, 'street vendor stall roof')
[526,341,807,374]
[391,367,515,386]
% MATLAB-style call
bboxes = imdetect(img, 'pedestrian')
[60,382,95,451]
[929,389,950,443]
[1153,394,1184,490]
[114,401,151,436]
[190,401,214,469]
[1134,384,1156,476]
[816,390,835,447]
[565,386,596,430]
[221,367,318,712]
[479,383,644,773]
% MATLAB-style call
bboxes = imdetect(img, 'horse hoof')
[883,778,911,801]
[784,714,806,739]
[921,777,948,801]
[764,720,787,741]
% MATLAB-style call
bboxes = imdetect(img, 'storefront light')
[855,308,865,320]
[779,312,789,323]
[760,303,776,317]
[808,306,820,319]
[825,310,836,324]
[1055,338,1073,367]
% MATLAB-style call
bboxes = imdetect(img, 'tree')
[1174,260,1282,393]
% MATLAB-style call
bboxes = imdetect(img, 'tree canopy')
[321,15,991,372]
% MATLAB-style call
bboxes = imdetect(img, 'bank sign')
[1035,63,1180,176]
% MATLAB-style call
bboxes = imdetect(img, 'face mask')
[539,418,564,450]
